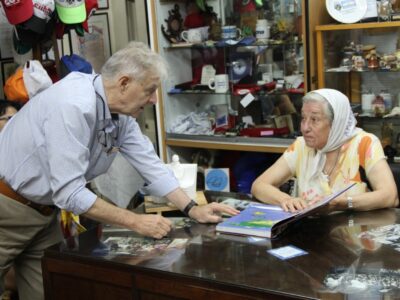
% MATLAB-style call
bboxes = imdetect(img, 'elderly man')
[0,41,238,300]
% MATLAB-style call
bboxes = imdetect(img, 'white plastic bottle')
[170,154,184,182]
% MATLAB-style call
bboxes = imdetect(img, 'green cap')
[55,0,86,25]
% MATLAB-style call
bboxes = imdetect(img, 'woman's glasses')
[0,115,13,121]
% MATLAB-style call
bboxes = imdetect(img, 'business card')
[267,245,308,260]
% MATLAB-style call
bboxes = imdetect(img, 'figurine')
[184,0,206,29]
[366,50,379,69]
[352,55,365,71]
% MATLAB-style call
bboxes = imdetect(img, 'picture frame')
[1,59,19,87]
[71,12,111,73]
[97,0,109,9]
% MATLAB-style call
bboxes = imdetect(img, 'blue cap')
[61,54,92,75]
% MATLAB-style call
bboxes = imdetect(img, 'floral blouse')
[283,130,385,201]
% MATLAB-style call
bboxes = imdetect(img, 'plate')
[326,0,368,24]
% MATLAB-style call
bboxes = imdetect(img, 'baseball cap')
[22,0,55,34]
[12,27,32,54]
[55,0,86,24]
[23,60,52,98]
[4,67,29,103]
[60,54,92,76]
[0,0,33,25]
[81,0,97,32]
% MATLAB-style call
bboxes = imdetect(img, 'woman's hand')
[189,203,239,223]
[280,197,308,213]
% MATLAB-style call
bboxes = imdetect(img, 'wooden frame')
[1,59,18,88]
[71,12,112,72]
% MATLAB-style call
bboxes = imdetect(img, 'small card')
[240,93,255,108]
[267,245,308,260]
[201,65,216,85]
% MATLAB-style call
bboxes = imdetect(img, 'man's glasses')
[0,115,13,121]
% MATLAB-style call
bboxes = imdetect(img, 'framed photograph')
[71,12,111,72]
[97,0,109,9]
[1,59,19,87]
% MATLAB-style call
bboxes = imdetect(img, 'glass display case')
[315,21,400,153]
[147,0,314,162]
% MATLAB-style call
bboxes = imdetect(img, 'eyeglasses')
[97,128,119,155]
[0,115,13,121]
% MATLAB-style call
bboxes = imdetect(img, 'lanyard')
[93,75,120,155]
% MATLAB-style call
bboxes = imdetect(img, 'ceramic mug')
[181,26,209,43]
[255,19,270,42]
[208,74,229,93]
[221,26,242,40]
[181,28,203,43]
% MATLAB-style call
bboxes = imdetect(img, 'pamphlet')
[216,183,356,238]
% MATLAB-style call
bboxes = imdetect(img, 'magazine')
[216,183,356,239]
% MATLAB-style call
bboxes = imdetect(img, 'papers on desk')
[102,236,188,256]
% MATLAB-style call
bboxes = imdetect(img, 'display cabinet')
[147,0,320,163]
[315,21,400,151]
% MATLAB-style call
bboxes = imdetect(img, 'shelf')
[165,134,294,153]
[165,40,303,50]
[316,21,400,31]
[325,69,400,73]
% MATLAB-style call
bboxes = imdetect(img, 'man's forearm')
[82,197,137,228]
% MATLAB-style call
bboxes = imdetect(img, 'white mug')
[255,19,270,42]
[181,28,203,43]
[221,26,242,40]
[208,74,229,93]
[181,26,209,43]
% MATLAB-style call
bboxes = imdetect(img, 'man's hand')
[129,214,172,239]
[188,203,239,223]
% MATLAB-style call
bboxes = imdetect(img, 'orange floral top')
[283,131,385,201]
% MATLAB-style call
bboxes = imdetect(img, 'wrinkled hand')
[189,203,239,223]
[130,214,172,239]
[281,197,308,213]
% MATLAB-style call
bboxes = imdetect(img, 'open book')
[216,183,356,239]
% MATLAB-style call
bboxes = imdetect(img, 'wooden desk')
[42,193,400,299]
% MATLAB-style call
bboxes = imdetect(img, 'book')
[216,183,356,239]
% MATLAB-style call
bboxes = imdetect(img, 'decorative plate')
[326,0,368,24]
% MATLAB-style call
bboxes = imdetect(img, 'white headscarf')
[307,89,361,181]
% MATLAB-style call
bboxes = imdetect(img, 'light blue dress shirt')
[0,72,179,215]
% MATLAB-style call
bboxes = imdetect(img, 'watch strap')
[182,199,198,217]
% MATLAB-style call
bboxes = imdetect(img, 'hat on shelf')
[21,0,55,34]
[13,27,32,54]
[4,68,29,103]
[55,0,86,24]
[82,0,98,32]
[15,23,42,43]
[23,60,53,98]
[60,54,92,77]
[74,22,84,36]
[0,0,33,25]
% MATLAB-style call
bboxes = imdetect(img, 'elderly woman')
[251,88,398,212]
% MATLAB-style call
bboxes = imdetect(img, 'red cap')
[81,0,97,32]
[0,0,34,25]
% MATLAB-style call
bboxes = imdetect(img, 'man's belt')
[0,180,56,216]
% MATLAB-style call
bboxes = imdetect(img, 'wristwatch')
[347,196,353,210]
[182,199,198,217]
